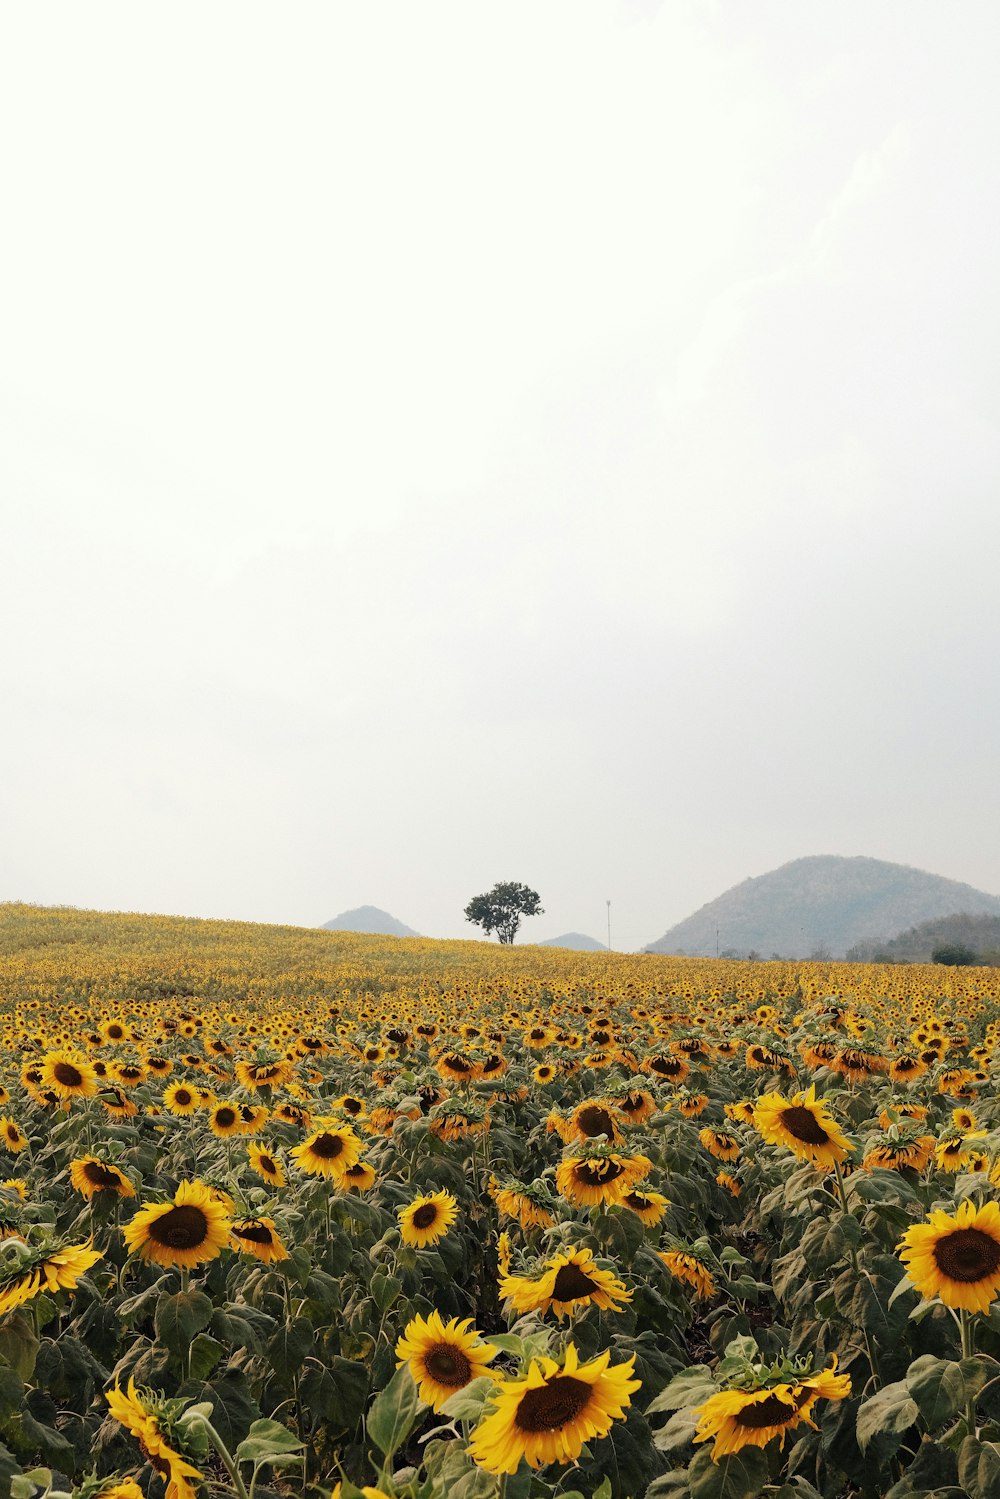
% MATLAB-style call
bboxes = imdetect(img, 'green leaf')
[188,1333,225,1382]
[687,1443,770,1499]
[0,1313,38,1381]
[235,1417,306,1467]
[266,1318,313,1386]
[440,1376,496,1422]
[366,1364,422,1459]
[154,1290,213,1356]
[0,1363,24,1419]
[646,1366,718,1415]
[856,1381,919,1453]
[370,1272,402,1313]
[906,1354,988,1429]
[959,1434,1000,1499]
[299,1358,369,1431]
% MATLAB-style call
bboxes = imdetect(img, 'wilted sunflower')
[468,1342,640,1474]
[717,1171,741,1197]
[500,1246,632,1321]
[563,1101,624,1146]
[235,1057,296,1091]
[754,1086,851,1170]
[229,1216,289,1263]
[398,1190,458,1248]
[555,1151,651,1208]
[898,1199,1000,1312]
[694,1359,851,1459]
[659,1247,715,1300]
[40,1050,98,1101]
[614,1089,657,1126]
[105,1380,204,1499]
[889,1054,928,1083]
[489,1176,557,1231]
[123,1179,232,1269]
[395,1310,498,1411]
[935,1133,986,1173]
[291,1123,362,1179]
[0,1236,103,1316]
[620,1188,670,1225]
[862,1134,935,1173]
[69,1156,136,1200]
[245,1142,285,1186]
[699,1128,740,1162]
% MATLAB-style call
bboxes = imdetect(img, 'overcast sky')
[4,2,1000,953]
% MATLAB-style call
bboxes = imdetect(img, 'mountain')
[536,933,607,951]
[847,911,1000,965]
[321,906,419,937]
[644,856,1000,959]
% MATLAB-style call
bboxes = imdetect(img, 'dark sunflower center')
[425,1343,472,1384]
[259,1155,276,1173]
[650,1056,681,1074]
[446,1055,471,1072]
[253,1066,280,1082]
[779,1106,831,1146]
[551,1263,599,1299]
[233,1221,274,1245]
[576,1106,616,1138]
[934,1227,1000,1282]
[54,1062,84,1087]
[624,1192,650,1210]
[482,1055,504,1072]
[311,1133,344,1159]
[174,1090,192,1105]
[107,1026,124,1039]
[515,1375,591,1432]
[84,1162,122,1189]
[620,1095,645,1114]
[575,1161,623,1187]
[412,1203,439,1229]
[149,1204,210,1249]
[216,1108,237,1127]
[735,1390,808,1428]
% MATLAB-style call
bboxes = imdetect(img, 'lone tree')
[464,881,543,945]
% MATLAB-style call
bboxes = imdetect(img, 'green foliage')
[463,882,543,944]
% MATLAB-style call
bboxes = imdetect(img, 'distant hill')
[536,933,607,951]
[321,906,419,937]
[645,856,1000,959]
[848,911,1000,965]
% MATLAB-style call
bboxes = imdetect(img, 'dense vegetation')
[2,904,1000,1499]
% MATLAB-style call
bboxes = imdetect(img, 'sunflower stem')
[961,1308,977,1434]
[189,1414,250,1499]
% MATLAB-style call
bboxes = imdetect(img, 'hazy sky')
[4,2,1000,953]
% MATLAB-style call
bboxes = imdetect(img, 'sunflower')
[40,1050,98,1100]
[533,1063,558,1084]
[235,1057,296,1091]
[754,1086,851,1170]
[898,1199,1000,1312]
[889,1054,928,1083]
[0,1120,26,1155]
[208,1102,243,1138]
[468,1342,640,1474]
[862,1135,935,1173]
[699,1128,740,1162]
[229,1216,290,1263]
[555,1152,651,1208]
[396,1311,498,1411]
[500,1247,632,1321]
[291,1124,362,1179]
[0,1238,103,1316]
[342,1160,377,1192]
[489,1176,557,1231]
[163,1083,200,1116]
[436,1050,481,1081]
[100,1088,138,1119]
[717,1171,741,1197]
[398,1191,458,1248]
[1,1180,27,1201]
[694,1360,851,1459]
[677,1092,709,1119]
[70,1156,136,1200]
[123,1179,232,1269]
[659,1248,715,1300]
[935,1133,986,1173]
[564,1101,624,1146]
[644,1054,689,1083]
[615,1089,657,1125]
[620,1188,670,1225]
[106,1380,204,1499]
[247,1143,286,1187]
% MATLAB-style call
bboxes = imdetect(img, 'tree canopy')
[463,882,543,945]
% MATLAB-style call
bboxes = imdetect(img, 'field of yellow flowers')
[3,902,1000,1499]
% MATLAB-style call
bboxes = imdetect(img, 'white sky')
[4,2,1000,952]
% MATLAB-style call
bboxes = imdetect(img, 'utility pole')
[716,926,720,958]
[606,900,612,952]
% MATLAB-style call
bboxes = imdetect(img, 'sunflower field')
[5,905,1000,1499]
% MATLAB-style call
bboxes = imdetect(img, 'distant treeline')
[846,911,1000,965]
